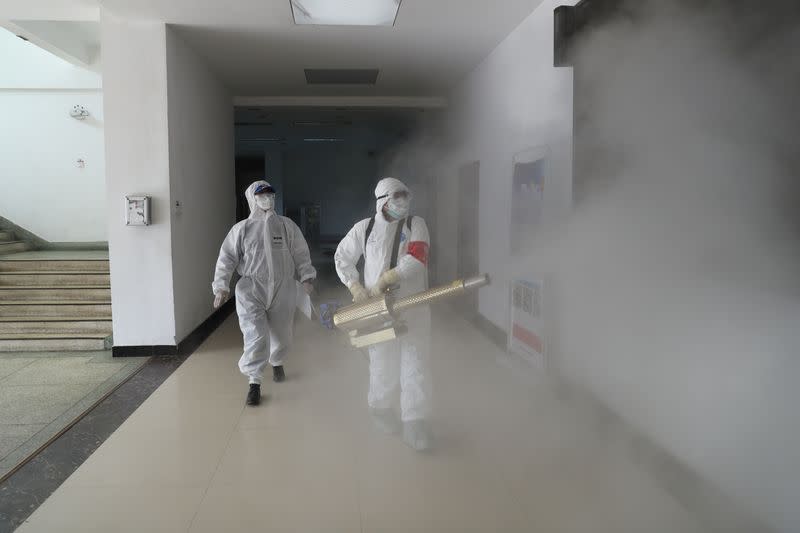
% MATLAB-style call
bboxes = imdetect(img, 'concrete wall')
[101,13,175,346]
[166,27,234,343]
[0,28,106,242]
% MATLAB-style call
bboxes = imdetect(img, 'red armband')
[407,241,429,266]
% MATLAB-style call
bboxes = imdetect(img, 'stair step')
[0,333,108,339]
[0,287,111,303]
[0,242,30,255]
[0,231,13,241]
[0,337,107,352]
[0,259,109,273]
[0,315,112,322]
[0,303,112,319]
[0,272,110,286]
[0,320,112,335]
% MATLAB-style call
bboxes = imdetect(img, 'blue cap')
[254,183,275,195]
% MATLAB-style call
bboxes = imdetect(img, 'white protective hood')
[245,180,273,217]
[374,177,410,215]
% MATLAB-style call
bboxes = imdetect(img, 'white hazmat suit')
[334,178,432,424]
[213,181,316,385]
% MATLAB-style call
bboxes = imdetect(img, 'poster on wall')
[508,279,547,370]
[510,146,549,256]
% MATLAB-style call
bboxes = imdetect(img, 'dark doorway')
[234,156,265,221]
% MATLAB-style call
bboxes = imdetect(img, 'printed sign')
[509,279,546,370]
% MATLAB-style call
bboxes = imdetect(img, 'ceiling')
[1,0,545,97]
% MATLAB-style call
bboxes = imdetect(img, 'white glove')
[213,290,229,309]
[348,281,370,303]
[370,269,400,297]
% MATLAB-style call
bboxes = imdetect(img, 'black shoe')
[246,384,261,406]
[272,365,285,383]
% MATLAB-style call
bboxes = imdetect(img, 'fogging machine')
[333,274,490,348]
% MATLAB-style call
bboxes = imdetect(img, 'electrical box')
[125,196,151,226]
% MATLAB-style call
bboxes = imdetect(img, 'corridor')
[16,301,703,533]
[2,0,797,531]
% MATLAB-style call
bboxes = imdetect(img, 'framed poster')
[508,278,547,370]
[510,146,549,256]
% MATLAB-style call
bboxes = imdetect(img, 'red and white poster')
[508,279,547,370]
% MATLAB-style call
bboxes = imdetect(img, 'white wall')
[166,27,234,343]
[101,13,176,346]
[381,0,574,329]
[283,145,378,236]
[0,28,106,242]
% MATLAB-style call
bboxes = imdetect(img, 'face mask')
[385,197,409,220]
[255,194,274,211]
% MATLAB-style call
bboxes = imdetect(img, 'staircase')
[0,238,112,352]
[0,229,31,255]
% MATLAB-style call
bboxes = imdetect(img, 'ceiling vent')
[304,69,379,85]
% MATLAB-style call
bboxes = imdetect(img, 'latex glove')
[213,290,229,309]
[370,268,400,297]
[302,280,315,296]
[348,281,370,303]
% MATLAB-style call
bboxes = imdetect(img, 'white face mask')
[385,197,410,220]
[255,194,275,211]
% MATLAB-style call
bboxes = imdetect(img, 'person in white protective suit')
[212,180,316,406]
[334,177,433,450]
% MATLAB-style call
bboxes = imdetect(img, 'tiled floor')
[0,352,147,480]
[14,311,706,533]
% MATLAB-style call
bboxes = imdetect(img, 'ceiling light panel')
[291,0,401,27]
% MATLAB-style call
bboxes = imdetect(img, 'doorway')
[234,156,265,221]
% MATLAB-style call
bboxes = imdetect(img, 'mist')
[378,0,799,531]
[522,1,800,530]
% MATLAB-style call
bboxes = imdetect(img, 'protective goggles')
[253,184,276,195]
[376,190,409,201]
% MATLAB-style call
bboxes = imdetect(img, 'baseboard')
[112,299,235,357]
[175,298,236,356]
[42,242,108,251]
[112,345,178,357]
[441,301,507,350]
[472,312,506,350]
